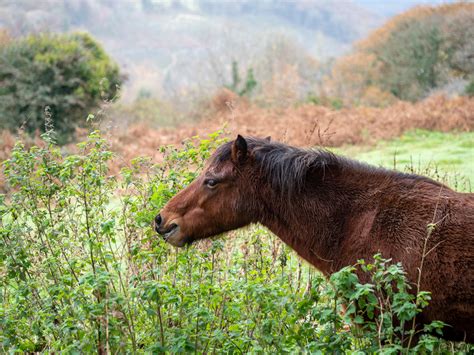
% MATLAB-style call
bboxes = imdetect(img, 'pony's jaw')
[162,225,190,247]
[167,235,188,247]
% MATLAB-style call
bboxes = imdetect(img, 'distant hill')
[0,0,382,101]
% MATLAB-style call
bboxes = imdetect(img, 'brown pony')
[155,135,474,343]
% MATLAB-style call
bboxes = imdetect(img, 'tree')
[225,60,257,97]
[0,32,122,143]
[369,16,444,100]
[326,3,474,105]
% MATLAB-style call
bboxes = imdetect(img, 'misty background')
[0,0,454,107]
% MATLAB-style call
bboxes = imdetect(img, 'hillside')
[0,0,381,101]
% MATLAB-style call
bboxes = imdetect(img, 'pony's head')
[155,135,263,247]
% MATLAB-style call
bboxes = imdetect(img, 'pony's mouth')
[160,223,178,240]
[159,224,192,247]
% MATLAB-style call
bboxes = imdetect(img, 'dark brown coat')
[156,135,474,342]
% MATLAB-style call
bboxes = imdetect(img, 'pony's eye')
[205,179,218,188]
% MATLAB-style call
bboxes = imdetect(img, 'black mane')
[212,137,443,196]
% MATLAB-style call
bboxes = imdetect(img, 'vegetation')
[110,97,180,129]
[466,80,474,97]
[339,130,474,191]
[327,3,474,105]
[0,2,472,353]
[225,60,258,97]
[0,0,372,109]
[0,32,122,143]
[306,93,344,109]
[1,130,472,352]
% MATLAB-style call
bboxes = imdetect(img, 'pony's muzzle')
[155,214,162,228]
[154,214,179,240]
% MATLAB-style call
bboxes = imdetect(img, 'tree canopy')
[326,3,474,105]
[0,32,122,143]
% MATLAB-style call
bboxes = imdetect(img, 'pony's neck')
[257,167,381,275]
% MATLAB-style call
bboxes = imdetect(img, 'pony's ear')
[231,135,248,165]
[265,136,271,142]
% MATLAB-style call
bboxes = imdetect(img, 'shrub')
[0,32,122,143]
[465,80,474,97]
[370,17,443,100]
[306,94,344,109]
[327,3,474,104]
[1,130,472,352]
[225,60,257,97]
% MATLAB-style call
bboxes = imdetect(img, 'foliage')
[0,29,11,47]
[338,129,474,192]
[465,80,474,97]
[306,93,344,110]
[225,60,257,97]
[110,97,181,129]
[370,18,443,100]
[326,3,474,105]
[0,32,122,143]
[1,130,473,353]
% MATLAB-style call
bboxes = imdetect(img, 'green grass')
[335,130,473,192]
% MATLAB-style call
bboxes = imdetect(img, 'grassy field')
[337,130,473,192]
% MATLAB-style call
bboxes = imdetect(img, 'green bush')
[225,60,257,97]
[306,94,344,110]
[369,8,474,102]
[330,4,474,104]
[369,17,444,101]
[465,79,474,96]
[1,130,472,352]
[0,32,122,143]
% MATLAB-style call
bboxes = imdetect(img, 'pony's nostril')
[155,214,162,227]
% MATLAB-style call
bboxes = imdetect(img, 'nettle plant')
[0,130,469,353]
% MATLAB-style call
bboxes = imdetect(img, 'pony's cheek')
[181,208,207,233]
[183,207,224,237]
